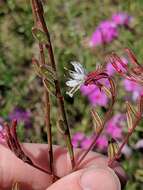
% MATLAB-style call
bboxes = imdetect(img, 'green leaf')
[135,169,143,182]
[40,65,56,81]
[32,27,48,44]
[43,79,55,96]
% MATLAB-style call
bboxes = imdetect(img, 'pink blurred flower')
[89,20,118,47]
[135,139,143,149]
[96,135,108,150]
[81,136,93,149]
[123,79,143,100]
[72,132,85,141]
[121,144,132,158]
[112,12,132,26]
[106,114,124,139]
[80,84,108,107]
[72,132,85,148]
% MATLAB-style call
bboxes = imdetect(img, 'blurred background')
[0,0,143,189]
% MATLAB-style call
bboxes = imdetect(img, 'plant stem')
[33,0,75,168]
[39,44,54,177]
[31,0,54,177]
[73,93,115,170]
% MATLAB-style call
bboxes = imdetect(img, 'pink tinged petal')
[89,20,118,47]
[121,144,132,158]
[88,89,108,107]
[80,84,97,96]
[135,139,143,149]
[112,12,132,26]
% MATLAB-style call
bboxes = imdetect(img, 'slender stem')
[73,92,115,170]
[33,0,75,168]
[108,114,142,166]
[39,44,54,176]
[31,0,54,177]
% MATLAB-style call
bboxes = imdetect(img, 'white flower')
[66,61,87,97]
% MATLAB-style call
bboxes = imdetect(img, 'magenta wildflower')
[123,79,143,100]
[72,132,85,148]
[66,62,115,101]
[81,136,94,150]
[9,108,32,128]
[89,20,118,47]
[80,84,108,107]
[112,12,132,26]
[96,135,108,150]
[106,114,124,139]
[72,132,94,150]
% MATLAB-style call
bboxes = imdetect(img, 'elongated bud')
[126,108,133,133]
[91,109,103,134]
[126,101,138,117]
[126,101,138,132]
[102,86,112,98]
[108,138,119,160]
[125,48,139,66]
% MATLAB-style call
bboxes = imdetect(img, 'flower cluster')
[72,114,128,153]
[80,84,108,107]
[66,61,112,99]
[88,12,132,47]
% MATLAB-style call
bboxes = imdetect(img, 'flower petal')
[71,61,86,74]
[66,79,80,87]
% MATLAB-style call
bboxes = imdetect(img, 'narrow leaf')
[32,58,42,77]
[32,27,48,44]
